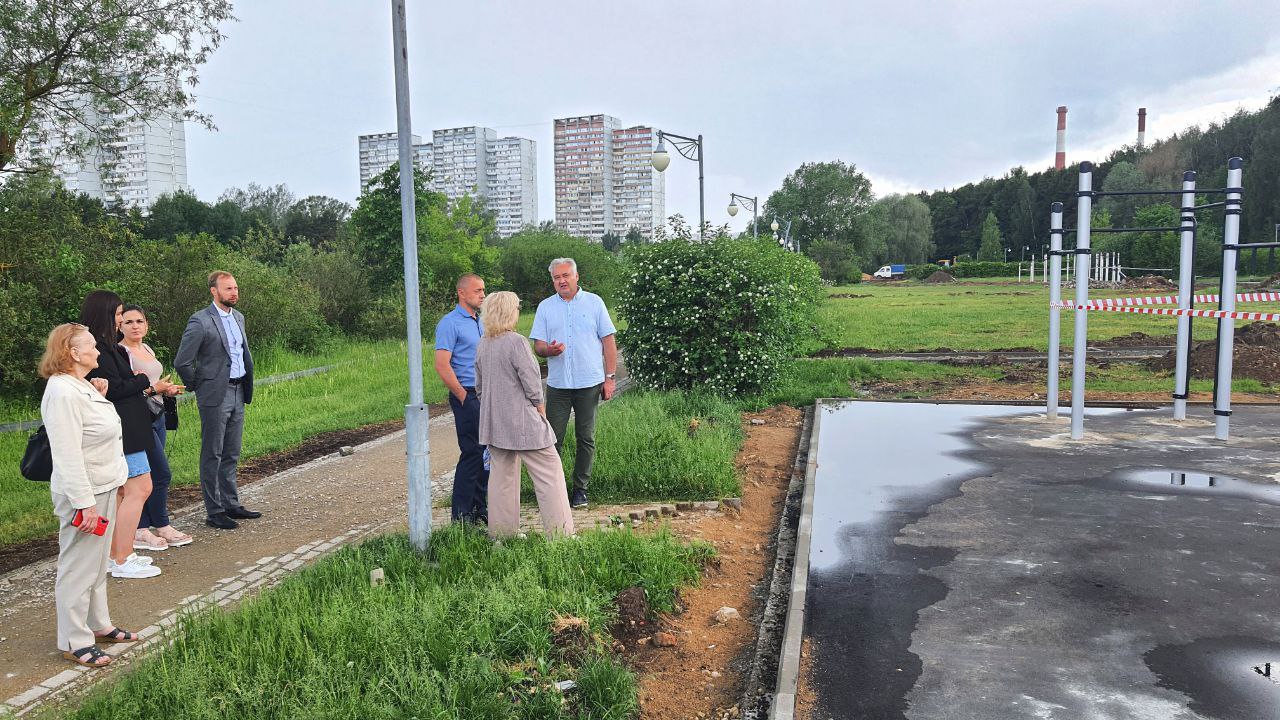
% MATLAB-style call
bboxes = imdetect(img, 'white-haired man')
[530,257,617,509]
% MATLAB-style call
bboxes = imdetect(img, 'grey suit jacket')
[174,305,255,407]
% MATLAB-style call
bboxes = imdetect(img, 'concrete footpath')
[0,402,668,716]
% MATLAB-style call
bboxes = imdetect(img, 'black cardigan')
[86,339,155,455]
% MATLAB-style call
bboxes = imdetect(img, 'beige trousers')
[51,489,119,651]
[487,445,575,539]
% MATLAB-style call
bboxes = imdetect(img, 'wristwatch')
[605,373,616,380]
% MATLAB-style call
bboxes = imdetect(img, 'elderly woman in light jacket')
[39,324,138,668]
[474,291,575,539]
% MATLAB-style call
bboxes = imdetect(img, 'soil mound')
[1093,331,1173,348]
[1259,272,1280,290]
[923,270,956,284]
[1122,275,1176,289]
[860,273,873,282]
[610,586,654,646]
[1146,322,1280,382]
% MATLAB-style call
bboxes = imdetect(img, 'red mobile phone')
[72,509,110,536]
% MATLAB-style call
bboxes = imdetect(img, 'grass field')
[810,278,1280,353]
[65,525,712,720]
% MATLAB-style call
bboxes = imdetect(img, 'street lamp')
[1021,245,1030,263]
[771,217,795,252]
[727,193,758,240]
[651,129,705,240]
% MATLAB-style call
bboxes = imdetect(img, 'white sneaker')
[109,554,161,579]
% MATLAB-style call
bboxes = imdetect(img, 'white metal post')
[1048,204,1064,418]
[1214,158,1244,440]
[392,0,432,549]
[1071,163,1094,440]
[1030,255,1036,282]
[1173,171,1197,420]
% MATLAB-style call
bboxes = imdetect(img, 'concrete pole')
[1048,204,1064,419]
[392,0,432,549]
[1173,171,1197,421]
[1214,158,1244,441]
[1071,163,1094,440]
[1030,255,1036,283]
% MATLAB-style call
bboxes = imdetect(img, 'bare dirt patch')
[631,405,803,720]
[1091,331,1175,348]
[1146,322,1280,382]
[1122,275,1177,290]
[923,271,956,284]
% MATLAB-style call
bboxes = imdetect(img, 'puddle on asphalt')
[1100,467,1280,506]
[1145,637,1280,719]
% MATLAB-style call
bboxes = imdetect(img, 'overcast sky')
[186,1,1280,234]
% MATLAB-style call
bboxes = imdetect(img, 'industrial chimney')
[1137,108,1147,148]
[1055,106,1068,170]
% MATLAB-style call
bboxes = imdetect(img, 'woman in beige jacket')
[474,291,575,539]
[39,324,138,667]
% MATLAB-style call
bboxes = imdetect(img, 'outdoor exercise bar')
[1173,171,1197,421]
[1069,163,1093,439]
[1047,203,1064,418]
[1213,159,1244,440]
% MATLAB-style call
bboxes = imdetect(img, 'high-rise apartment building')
[358,131,432,191]
[358,126,537,237]
[487,136,538,237]
[612,125,665,241]
[554,114,665,241]
[554,114,619,240]
[31,107,188,209]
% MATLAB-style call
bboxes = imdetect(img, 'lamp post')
[727,193,758,240]
[651,129,704,240]
[1021,245,1029,263]
[771,217,795,252]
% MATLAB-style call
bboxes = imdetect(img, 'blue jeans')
[448,387,489,521]
[138,413,173,529]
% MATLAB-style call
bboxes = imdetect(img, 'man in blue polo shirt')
[531,257,617,509]
[433,273,489,523]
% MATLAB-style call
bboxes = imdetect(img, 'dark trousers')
[198,384,245,517]
[139,412,172,529]
[448,387,489,521]
[546,384,601,494]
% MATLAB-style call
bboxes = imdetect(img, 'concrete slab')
[803,400,1280,720]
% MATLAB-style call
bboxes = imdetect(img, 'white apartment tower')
[432,126,494,202]
[487,137,538,236]
[554,114,666,241]
[554,114,619,240]
[32,107,188,209]
[612,125,665,241]
[357,132,432,191]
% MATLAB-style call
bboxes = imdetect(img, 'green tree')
[624,227,646,246]
[219,183,297,232]
[1245,97,1280,242]
[283,195,351,248]
[976,211,1004,261]
[763,161,874,255]
[1,0,234,172]
[349,164,445,294]
[805,238,860,284]
[497,227,623,305]
[866,194,935,265]
[1098,161,1151,227]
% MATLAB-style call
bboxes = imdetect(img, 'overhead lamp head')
[727,199,738,217]
[651,142,671,172]
[771,219,780,232]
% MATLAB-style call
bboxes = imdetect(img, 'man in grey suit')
[174,271,262,530]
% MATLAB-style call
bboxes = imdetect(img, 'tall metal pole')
[697,134,705,241]
[1173,171,1196,421]
[1047,203,1063,419]
[1070,162,1093,440]
[1214,158,1244,441]
[752,197,758,242]
[392,0,431,550]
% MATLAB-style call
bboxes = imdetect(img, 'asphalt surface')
[804,401,1280,719]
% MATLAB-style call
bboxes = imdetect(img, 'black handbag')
[163,395,179,432]
[20,425,52,482]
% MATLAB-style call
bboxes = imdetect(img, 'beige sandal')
[155,526,193,547]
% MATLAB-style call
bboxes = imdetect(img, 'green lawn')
[65,525,712,720]
[811,279,1280,353]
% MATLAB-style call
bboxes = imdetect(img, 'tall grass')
[66,524,712,720]
[552,391,743,503]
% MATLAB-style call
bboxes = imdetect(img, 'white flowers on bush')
[618,236,823,396]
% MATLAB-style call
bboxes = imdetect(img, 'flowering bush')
[618,236,823,396]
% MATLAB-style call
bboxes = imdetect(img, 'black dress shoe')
[206,513,238,530]
[226,506,262,520]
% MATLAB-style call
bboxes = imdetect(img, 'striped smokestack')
[1055,106,1068,170]
[1137,107,1147,148]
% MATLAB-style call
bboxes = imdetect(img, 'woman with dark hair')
[79,290,176,579]
[120,304,191,550]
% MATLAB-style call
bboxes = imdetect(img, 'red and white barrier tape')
[1051,304,1280,321]
[1056,291,1280,308]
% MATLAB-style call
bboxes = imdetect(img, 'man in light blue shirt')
[531,258,617,509]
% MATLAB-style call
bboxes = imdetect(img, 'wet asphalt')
[804,401,1280,720]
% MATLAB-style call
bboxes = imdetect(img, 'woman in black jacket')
[80,291,176,580]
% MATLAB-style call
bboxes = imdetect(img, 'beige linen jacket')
[40,374,128,509]
[475,332,557,451]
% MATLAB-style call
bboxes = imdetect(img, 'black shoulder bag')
[20,425,52,482]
